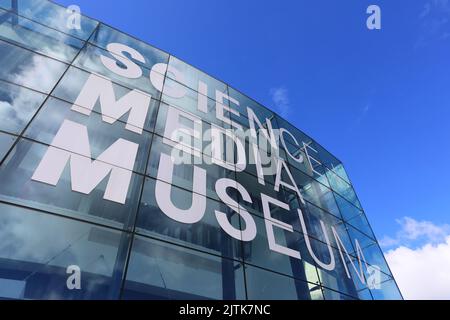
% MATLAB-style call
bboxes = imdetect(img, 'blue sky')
[55,0,450,298]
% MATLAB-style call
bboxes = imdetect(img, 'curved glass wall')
[0,0,402,300]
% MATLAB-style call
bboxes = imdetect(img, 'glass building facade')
[0,0,402,300]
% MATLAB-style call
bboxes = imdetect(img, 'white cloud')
[380,217,450,249]
[269,86,290,117]
[11,54,65,93]
[382,217,450,299]
[379,235,400,248]
[399,217,449,242]
[385,236,450,300]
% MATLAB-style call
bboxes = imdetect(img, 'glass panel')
[146,135,236,203]
[345,226,391,275]
[331,163,351,184]
[232,174,352,256]
[371,279,403,300]
[322,287,356,300]
[136,177,242,260]
[357,288,374,300]
[239,139,278,186]
[244,265,323,300]
[242,215,320,284]
[0,40,68,93]
[122,235,246,300]
[230,108,251,130]
[73,44,161,99]
[0,81,46,134]
[326,169,361,209]
[0,0,98,40]
[52,66,160,134]
[89,23,169,71]
[314,242,359,298]
[235,170,300,222]
[228,86,274,121]
[155,102,236,162]
[0,131,15,161]
[314,142,351,184]
[341,255,376,296]
[0,202,130,300]
[161,77,231,129]
[300,202,353,250]
[360,243,392,276]
[335,192,361,221]
[276,118,331,186]
[24,96,152,175]
[167,55,228,101]
[0,139,143,230]
[236,174,279,217]
[346,211,376,239]
[346,224,377,254]
[282,141,330,187]
[0,8,84,62]
[275,115,320,155]
[291,166,341,218]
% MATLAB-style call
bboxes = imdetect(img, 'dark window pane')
[322,287,356,300]
[242,215,320,284]
[245,265,323,300]
[371,279,403,300]
[122,235,246,300]
[0,202,130,299]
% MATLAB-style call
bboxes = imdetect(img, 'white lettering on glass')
[155,153,206,224]
[100,42,145,79]
[32,120,138,204]
[261,194,301,259]
[72,73,151,134]
[27,39,379,290]
[215,178,257,241]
